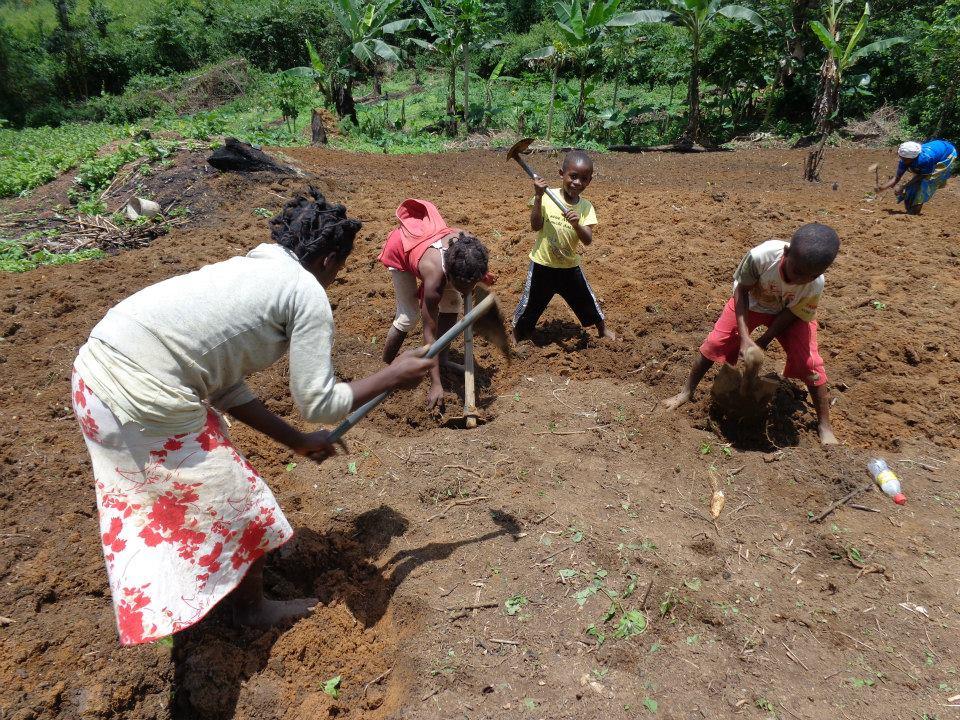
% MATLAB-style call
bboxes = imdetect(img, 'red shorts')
[699,297,827,387]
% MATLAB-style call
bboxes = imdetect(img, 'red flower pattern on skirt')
[71,368,293,645]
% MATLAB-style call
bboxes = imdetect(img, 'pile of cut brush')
[1,211,188,255]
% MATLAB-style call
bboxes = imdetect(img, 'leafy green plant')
[0,238,105,273]
[525,0,644,127]
[630,0,763,145]
[323,674,342,698]
[613,609,647,638]
[324,0,417,121]
[0,123,122,198]
[504,594,528,615]
[804,1,906,180]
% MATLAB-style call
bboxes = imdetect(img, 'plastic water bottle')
[867,458,907,505]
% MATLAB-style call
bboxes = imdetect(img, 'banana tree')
[418,0,499,132]
[526,0,646,130]
[522,45,566,142]
[285,39,332,107]
[325,0,417,122]
[629,0,763,147]
[804,1,905,180]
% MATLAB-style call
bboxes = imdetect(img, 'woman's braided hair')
[445,232,489,286]
[269,187,361,266]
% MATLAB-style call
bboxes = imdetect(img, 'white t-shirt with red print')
[732,239,823,322]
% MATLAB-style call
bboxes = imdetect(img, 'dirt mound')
[1,147,959,720]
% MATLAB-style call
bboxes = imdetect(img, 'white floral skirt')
[71,369,293,645]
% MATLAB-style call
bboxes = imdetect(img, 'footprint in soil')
[170,507,520,720]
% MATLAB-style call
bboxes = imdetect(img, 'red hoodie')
[378,199,457,278]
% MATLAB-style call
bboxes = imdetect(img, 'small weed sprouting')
[504,594,528,616]
[322,675,341,698]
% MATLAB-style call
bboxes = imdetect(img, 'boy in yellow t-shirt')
[513,151,615,341]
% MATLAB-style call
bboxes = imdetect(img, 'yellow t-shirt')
[528,190,598,269]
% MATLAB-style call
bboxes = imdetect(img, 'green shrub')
[0,123,123,197]
[0,238,106,273]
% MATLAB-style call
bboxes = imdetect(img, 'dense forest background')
[0,0,956,149]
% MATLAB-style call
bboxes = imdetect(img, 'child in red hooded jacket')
[379,199,491,409]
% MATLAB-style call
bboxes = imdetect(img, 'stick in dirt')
[809,481,874,523]
[463,291,478,428]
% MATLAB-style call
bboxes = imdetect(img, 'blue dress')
[896,140,957,208]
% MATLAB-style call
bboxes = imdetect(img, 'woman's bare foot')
[662,389,692,410]
[234,597,318,629]
[818,422,839,446]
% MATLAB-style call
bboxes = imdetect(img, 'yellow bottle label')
[875,469,898,485]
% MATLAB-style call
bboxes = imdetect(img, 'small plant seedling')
[252,207,273,218]
[871,300,887,310]
[591,667,609,680]
[685,634,700,645]
[558,568,579,582]
[848,546,864,563]
[154,636,174,647]
[504,594,528,616]
[755,697,774,712]
[642,697,658,713]
[513,391,521,401]
[614,610,647,639]
[684,578,702,591]
[285,462,297,472]
[849,677,875,688]
[586,624,605,647]
[649,642,662,654]
[347,461,358,475]
[699,442,712,455]
[523,698,537,710]
[568,527,584,543]
[323,675,341,698]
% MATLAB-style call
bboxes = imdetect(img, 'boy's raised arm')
[531,178,547,231]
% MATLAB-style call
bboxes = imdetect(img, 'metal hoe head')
[471,284,512,362]
[506,137,535,161]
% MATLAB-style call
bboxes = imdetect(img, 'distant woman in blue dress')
[877,139,957,215]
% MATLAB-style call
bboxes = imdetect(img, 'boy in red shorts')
[663,223,840,445]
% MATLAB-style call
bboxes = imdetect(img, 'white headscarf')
[898,141,922,159]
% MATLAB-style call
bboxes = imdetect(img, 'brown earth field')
[2,146,960,720]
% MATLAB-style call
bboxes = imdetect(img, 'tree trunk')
[805,53,839,181]
[575,65,587,127]
[680,36,701,147]
[662,83,675,138]
[546,63,558,143]
[372,71,383,97]
[334,77,357,123]
[446,58,458,135]
[311,109,328,145]
[462,41,470,129]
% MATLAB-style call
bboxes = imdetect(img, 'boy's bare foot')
[818,422,839,446]
[599,328,617,341]
[234,597,318,629]
[662,389,691,410]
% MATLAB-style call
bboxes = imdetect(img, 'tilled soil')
[1,146,959,720]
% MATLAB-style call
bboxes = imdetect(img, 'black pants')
[513,261,604,336]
